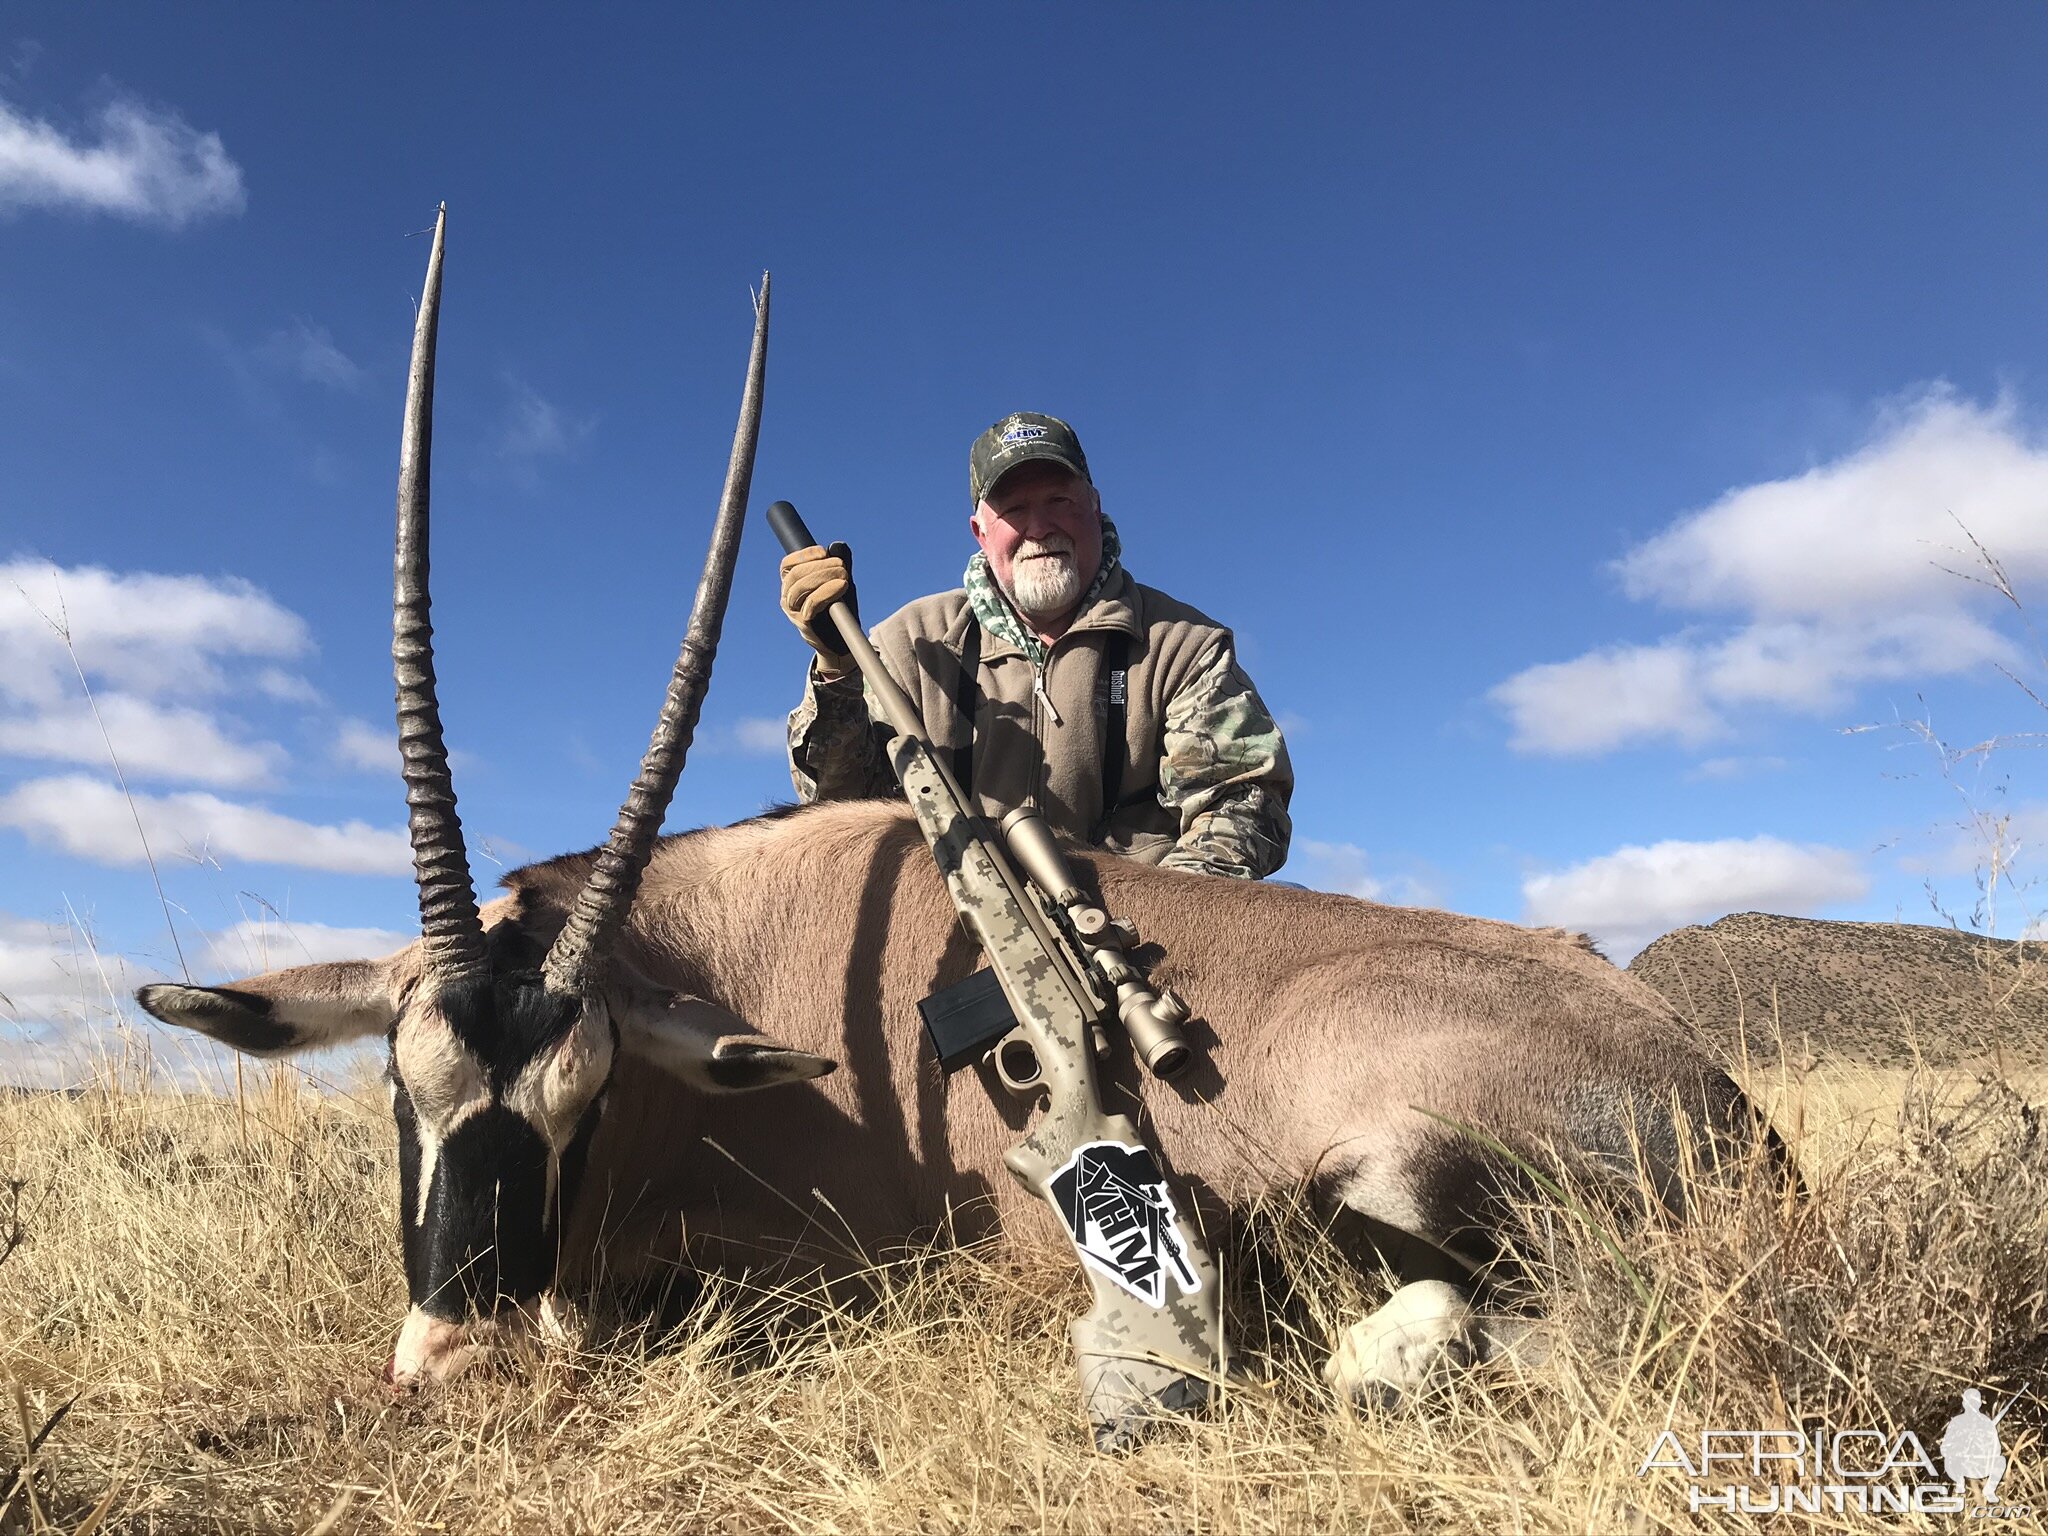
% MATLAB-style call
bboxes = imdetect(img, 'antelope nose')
[388,1306,477,1389]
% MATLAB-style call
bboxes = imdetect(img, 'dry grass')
[1,1056,2042,1535]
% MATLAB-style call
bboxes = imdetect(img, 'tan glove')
[779,542,856,669]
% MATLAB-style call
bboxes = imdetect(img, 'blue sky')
[4,4,2046,1079]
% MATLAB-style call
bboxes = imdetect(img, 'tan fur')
[472,801,1741,1285]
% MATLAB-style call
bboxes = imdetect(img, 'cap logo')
[1000,423,1049,445]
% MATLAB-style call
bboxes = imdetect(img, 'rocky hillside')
[1627,911,2046,1068]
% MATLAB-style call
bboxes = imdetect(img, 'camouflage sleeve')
[1155,639,1294,880]
[787,659,898,803]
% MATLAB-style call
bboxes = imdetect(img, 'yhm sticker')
[1048,1140,1201,1307]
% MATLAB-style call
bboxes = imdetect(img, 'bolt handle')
[767,499,819,556]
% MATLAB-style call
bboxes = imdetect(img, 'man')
[781,411,1292,879]
[1940,1389,2008,1505]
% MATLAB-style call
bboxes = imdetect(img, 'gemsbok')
[138,211,1784,1413]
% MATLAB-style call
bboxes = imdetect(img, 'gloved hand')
[779,542,856,670]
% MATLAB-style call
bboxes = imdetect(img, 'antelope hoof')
[1323,1279,1476,1409]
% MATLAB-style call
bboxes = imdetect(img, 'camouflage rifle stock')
[767,501,1225,1448]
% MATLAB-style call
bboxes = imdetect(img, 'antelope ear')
[136,955,405,1057]
[617,994,837,1093]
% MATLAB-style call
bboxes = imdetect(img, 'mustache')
[1014,535,1075,561]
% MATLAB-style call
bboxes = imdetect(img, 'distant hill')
[1627,911,2046,1068]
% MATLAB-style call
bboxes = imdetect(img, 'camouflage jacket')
[787,526,1292,879]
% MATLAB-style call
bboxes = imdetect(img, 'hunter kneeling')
[781,412,1294,878]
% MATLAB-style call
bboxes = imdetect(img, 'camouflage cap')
[970,412,1092,505]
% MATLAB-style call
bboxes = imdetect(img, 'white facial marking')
[394,1009,492,1228]
[503,1008,612,1155]
[391,1305,474,1387]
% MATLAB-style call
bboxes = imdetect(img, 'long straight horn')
[542,274,771,996]
[393,205,488,984]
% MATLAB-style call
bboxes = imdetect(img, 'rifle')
[767,501,1225,1448]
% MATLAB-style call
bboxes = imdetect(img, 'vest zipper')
[1033,661,1062,726]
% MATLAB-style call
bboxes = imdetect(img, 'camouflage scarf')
[963,517,1123,667]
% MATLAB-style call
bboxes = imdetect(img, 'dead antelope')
[139,213,1784,1407]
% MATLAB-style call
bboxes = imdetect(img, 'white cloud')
[0,911,410,1087]
[1686,755,1790,783]
[1910,800,2048,883]
[0,693,280,786]
[333,716,396,774]
[1494,388,2048,755]
[331,716,479,778]
[1493,642,1717,755]
[255,319,363,391]
[696,716,795,758]
[252,667,321,704]
[1522,835,1869,962]
[1,560,309,708]
[0,93,245,226]
[0,773,409,876]
[0,562,307,791]
[1619,390,2048,616]
[731,716,787,756]
[1293,840,1434,905]
[0,910,145,1023]
[201,918,411,976]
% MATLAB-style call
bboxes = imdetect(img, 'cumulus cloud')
[695,716,794,759]
[333,716,396,774]
[1,560,309,795]
[1293,840,1435,905]
[0,693,280,786]
[1,911,410,1087]
[0,773,409,875]
[1494,389,2048,755]
[0,92,245,226]
[0,909,143,1023]
[201,918,411,976]
[2,560,310,708]
[1522,835,1869,961]
[1907,800,2048,885]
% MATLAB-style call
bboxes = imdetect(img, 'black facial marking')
[483,911,547,975]
[392,1075,428,1300]
[554,1091,606,1234]
[431,973,583,1091]
[389,972,613,1315]
[135,984,297,1054]
[403,1104,559,1318]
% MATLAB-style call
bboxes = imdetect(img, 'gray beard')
[1007,553,1084,621]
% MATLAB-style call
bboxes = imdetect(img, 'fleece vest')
[869,567,1231,862]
